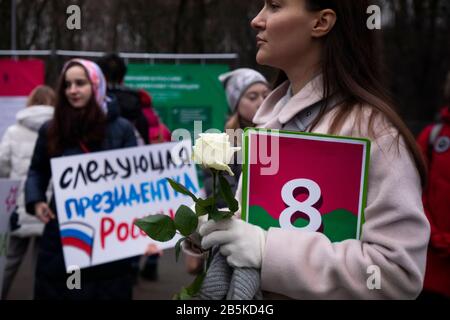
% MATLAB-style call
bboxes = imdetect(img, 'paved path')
[6,245,195,300]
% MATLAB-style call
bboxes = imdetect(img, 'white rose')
[192,133,240,176]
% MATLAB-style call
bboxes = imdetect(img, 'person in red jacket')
[416,71,450,300]
[138,89,171,144]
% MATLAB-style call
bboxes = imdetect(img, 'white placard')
[0,179,21,298]
[50,140,200,271]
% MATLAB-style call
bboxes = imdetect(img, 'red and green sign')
[242,128,370,242]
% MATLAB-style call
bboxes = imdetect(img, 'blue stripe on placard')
[60,229,93,246]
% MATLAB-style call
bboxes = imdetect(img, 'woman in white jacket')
[0,85,55,299]
[199,0,430,299]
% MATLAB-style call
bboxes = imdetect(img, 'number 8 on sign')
[279,179,322,232]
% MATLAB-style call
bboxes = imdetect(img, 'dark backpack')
[107,86,150,144]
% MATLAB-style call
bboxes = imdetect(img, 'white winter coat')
[0,105,54,237]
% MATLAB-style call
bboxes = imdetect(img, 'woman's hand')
[199,218,267,269]
[34,202,55,224]
[144,243,163,257]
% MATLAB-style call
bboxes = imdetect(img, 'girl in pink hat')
[25,59,137,300]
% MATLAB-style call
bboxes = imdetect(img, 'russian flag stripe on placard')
[60,222,94,236]
[61,229,93,246]
[62,237,92,257]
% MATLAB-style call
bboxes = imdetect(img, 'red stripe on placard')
[62,237,92,257]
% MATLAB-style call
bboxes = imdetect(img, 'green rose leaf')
[209,208,234,222]
[222,211,234,220]
[134,214,176,242]
[186,272,206,296]
[175,237,187,263]
[218,174,239,213]
[195,202,208,216]
[195,197,214,217]
[173,272,206,300]
[167,178,198,202]
[173,287,191,300]
[174,205,198,237]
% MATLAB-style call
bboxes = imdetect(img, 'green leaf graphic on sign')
[322,209,357,242]
[248,206,279,230]
[248,206,357,242]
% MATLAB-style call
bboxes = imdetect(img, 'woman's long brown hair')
[47,61,107,156]
[26,85,56,107]
[274,0,426,185]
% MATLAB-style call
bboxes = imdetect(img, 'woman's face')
[237,83,270,122]
[251,0,316,70]
[64,65,93,109]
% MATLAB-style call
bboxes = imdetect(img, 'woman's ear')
[311,9,337,38]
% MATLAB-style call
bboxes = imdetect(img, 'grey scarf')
[199,247,263,300]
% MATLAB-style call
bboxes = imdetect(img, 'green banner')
[125,64,230,139]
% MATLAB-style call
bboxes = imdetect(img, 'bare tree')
[383,0,450,129]
[1,0,448,129]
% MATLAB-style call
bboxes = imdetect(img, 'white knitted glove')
[199,218,267,269]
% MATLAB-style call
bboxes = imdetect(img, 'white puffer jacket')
[0,105,54,237]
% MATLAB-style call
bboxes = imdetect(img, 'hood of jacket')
[16,105,54,132]
[252,74,324,129]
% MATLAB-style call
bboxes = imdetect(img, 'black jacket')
[107,85,150,144]
[24,98,137,299]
